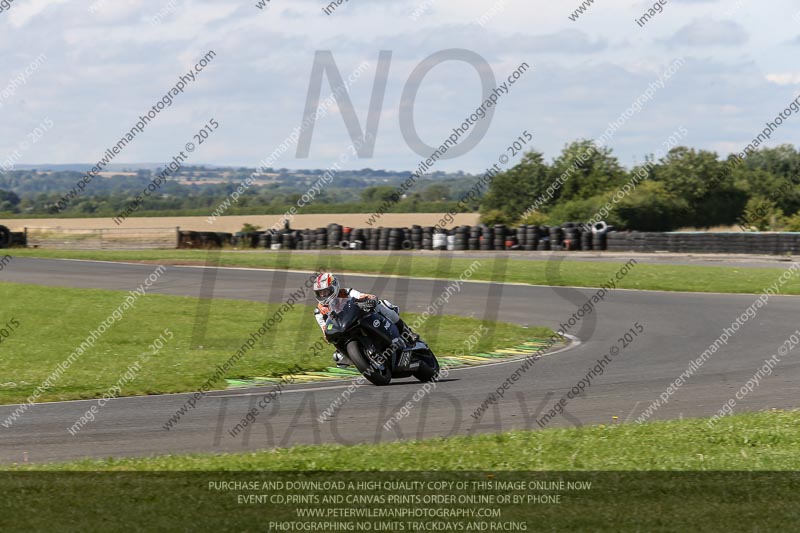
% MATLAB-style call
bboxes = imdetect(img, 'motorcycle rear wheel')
[347,340,392,386]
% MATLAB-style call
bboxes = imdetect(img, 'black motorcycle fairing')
[322,296,439,385]
[358,313,400,345]
[324,298,400,346]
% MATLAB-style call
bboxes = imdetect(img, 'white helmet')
[313,272,340,306]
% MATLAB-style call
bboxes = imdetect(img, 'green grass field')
[0,282,541,405]
[4,412,799,531]
[10,409,797,471]
[9,248,800,295]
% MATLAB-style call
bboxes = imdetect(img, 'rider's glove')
[358,299,377,311]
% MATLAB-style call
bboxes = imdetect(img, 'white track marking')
[0,337,581,409]
[30,257,800,298]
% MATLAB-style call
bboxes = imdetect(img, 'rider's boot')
[332,350,352,368]
[396,319,419,347]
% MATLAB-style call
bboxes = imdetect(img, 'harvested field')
[0,213,481,234]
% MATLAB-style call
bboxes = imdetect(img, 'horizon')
[2,1,799,174]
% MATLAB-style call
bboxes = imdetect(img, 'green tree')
[733,167,800,217]
[0,189,20,207]
[739,196,783,231]
[550,140,627,202]
[783,212,800,231]
[361,186,398,204]
[422,183,451,202]
[480,209,516,226]
[649,147,747,227]
[480,151,550,222]
[740,145,800,182]
[547,193,617,227]
[615,181,690,231]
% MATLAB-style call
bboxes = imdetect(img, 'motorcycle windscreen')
[325,298,359,335]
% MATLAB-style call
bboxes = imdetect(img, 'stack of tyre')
[347,228,367,249]
[0,225,10,249]
[280,231,294,250]
[549,226,562,250]
[258,232,273,249]
[421,227,434,250]
[561,223,581,251]
[493,225,508,251]
[232,231,263,248]
[194,232,232,248]
[410,225,423,249]
[466,226,480,250]
[478,225,492,250]
[314,227,328,248]
[516,225,538,251]
[432,229,447,250]
[387,228,403,250]
[300,229,318,250]
[327,224,343,247]
[539,226,551,250]
[590,222,610,251]
[364,228,378,250]
[450,226,467,251]
[382,227,393,250]
[581,227,593,251]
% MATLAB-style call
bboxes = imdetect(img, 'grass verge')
[11,410,798,471]
[9,248,800,295]
[0,282,541,405]
[2,412,799,530]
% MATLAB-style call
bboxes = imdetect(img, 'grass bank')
[8,249,800,294]
[0,282,539,405]
[12,409,797,471]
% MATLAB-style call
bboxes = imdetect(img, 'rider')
[312,272,419,366]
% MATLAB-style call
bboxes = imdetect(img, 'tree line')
[2,143,800,232]
[480,141,800,231]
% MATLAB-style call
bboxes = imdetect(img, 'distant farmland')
[0,214,481,233]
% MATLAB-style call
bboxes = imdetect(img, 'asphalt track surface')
[1,257,798,464]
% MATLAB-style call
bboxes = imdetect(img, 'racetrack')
[1,257,798,464]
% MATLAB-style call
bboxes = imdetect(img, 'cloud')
[0,0,795,172]
[663,20,749,47]
[766,73,800,86]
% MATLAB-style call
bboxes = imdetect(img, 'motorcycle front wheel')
[346,340,392,386]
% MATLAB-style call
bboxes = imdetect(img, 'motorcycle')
[323,297,440,386]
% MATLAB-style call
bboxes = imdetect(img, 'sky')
[1,0,799,173]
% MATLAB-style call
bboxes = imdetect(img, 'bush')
[615,181,690,231]
[480,209,516,226]
[546,194,617,227]
[516,210,550,226]
[738,196,783,231]
[783,212,800,232]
